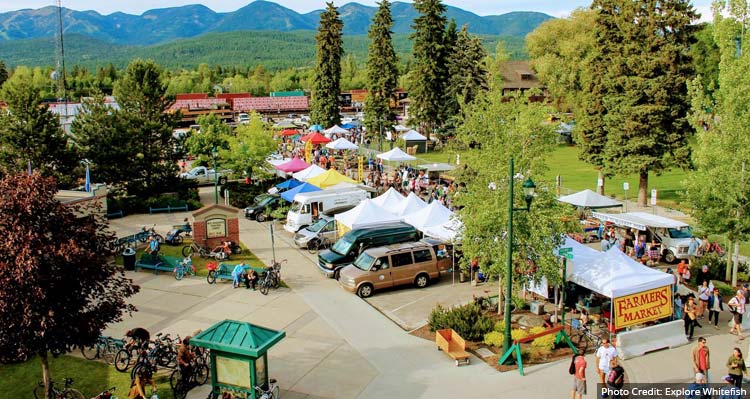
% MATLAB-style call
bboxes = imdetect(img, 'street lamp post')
[502,157,536,356]
[212,147,219,205]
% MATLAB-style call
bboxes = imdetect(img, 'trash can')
[123,247,136,271]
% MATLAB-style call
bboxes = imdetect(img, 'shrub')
[512,296,528,311]
[689,253,727,284]
[511,328,529,341]
[739,272,750,283]
[493,321,506,333]
[713,280,735,297]
[427,303,494,341]
[483,331,504,348]
[529,326,556,350]
[221,180,277,208]
[270,205,290,221]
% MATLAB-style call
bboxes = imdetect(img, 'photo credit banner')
[614,285,672,329]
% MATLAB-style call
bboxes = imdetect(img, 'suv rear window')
[391,252,413,267]
[413,249,432,263]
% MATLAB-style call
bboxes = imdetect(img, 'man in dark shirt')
[125,327,150,350]
[695,265,711,287]
[177,336,196,386]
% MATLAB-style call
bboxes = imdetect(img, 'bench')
[207,262,266,284]
[134,254,183,274]
[436,328,470,366]
[149,203,188,214]
[107,210,124,219]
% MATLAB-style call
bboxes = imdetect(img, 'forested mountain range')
[0,1,552,45]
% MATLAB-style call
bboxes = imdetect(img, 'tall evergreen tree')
[0,67,75,184]
[0,60,8,87]
[311,2,344,128]
[114,59,180,196]
[364,0,399,142]
[594,0,697,205]
[447,25,489,107]
[409,0,448,139]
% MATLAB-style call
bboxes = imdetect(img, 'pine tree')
[365,0,399,142]
[311,2,344,128]
[447,25,488,107]
[409,0,448,139]
[594,0,697,205]
[0,60,8,87]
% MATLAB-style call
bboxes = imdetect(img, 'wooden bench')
[148,203,188,214]
[436,328,470,366]
[134,254,182,274]
[206,262,267,284]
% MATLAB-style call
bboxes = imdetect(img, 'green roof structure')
[191,319,286,358]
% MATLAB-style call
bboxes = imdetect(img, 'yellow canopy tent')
[306,169,356,189]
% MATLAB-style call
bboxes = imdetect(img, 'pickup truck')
[179,166,233,185]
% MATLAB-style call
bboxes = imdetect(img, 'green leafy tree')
[594,0,697,205]
[223,112,277,180]
[454,86,578,311]
[114,59,180,196]
[409,0,448,139]
[184,113,231,164]
[0,173,138,398]
[690,23,721,97]
[0,68,75,184]
[365,0,399,142]
[310,2,344,128]
[686,1,750,285]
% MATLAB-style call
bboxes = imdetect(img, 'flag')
[84,162,91,192]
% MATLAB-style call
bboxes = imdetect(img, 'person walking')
[708,288,724,329]
[605,358,626,399]
[728,290,746,340]
[698,280,712,319]
[686,373,710,399]
[688,237,699,266]
[570,353,586,399]
[675,293,684,321]
[685,296,701,340]
[596,338,618,386]
[692,337,711,383]
[726,347,746,388]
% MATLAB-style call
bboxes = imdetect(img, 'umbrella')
[300,132,332,144]
[281,182,322,202]
[293,164,326,181]
[325,137,359,150]
[310,124,324,131]
[281,129,300,136]
[324,125,350,135]
[377,147,416,162]
[275,157,310,173]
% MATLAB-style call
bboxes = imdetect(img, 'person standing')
[726,347,746,388]
[601,234,611,252]
[231,262,246,289]
[728,290,746,340]
[688,237,699,265]
[685,296,701,340]
[675,293,684,321]
[692,337,711,382]
[698,280,712,319]
[570,353,586,399]
[595,338,618,385]
[606,358,626,399]
[708,288,724,329]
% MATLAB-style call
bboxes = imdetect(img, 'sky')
[0,0,714,19]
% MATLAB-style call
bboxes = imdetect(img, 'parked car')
[244,195,282,221]
[180,166,233,185]
[294,215,338,249]
[317,223,418,279]
[338,241,448,298]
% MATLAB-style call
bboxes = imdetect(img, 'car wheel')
[664,250,677,264]
[173,236,183,246]
[256,214,266,222]
[219,177,227,185]
[415,273,429,288]
[357,284,374,298]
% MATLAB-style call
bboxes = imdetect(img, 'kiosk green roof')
[190,320,286,358]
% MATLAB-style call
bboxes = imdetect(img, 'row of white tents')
[335,187,461,241]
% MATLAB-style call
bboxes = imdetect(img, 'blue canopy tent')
[281,182,322,202]
[276,179,303,191]
[310,124,324,132]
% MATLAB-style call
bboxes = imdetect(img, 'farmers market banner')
[614,285,673,329]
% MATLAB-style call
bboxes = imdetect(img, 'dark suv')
[244,194,282,222]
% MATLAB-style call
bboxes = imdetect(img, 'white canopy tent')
[324,125,350,136]
[558,189,624,209]
[292,164,326,181]
[562,237,673,298]
[422,218,463,242]
[325,137,359,150]
[394,192,427,216]
[591,211,688,231]
[401,129,427,141]
[335,199,402,231]
[403,201,453,230]
[394,124,411,132]
[371,187,405,209]
[377,147,417,162]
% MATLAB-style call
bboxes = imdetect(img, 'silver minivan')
[293,215,338,251]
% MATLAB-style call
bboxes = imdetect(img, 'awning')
[275,157,310,173]
[306,169,356,189]
[592,211,688,231]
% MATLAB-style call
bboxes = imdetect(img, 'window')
[391,252,414,267]
[413,249,433,263]
[374,256,389,270]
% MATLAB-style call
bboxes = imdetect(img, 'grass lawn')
[115,238,265,276]
[0,355,175,399]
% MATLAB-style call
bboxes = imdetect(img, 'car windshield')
[289,201,302,213]
[331,237,353,255]
[309,218,328,232]
[254,194,271,204]
[668,226,693,239]
[258,197,275,206]
[353,253,375,271]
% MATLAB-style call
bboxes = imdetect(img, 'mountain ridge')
[0,1,553,45]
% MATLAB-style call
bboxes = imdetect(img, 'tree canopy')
[184,113,231,164]
[364,0,399,139]
[310,2,344,128]
[222,112,277,181]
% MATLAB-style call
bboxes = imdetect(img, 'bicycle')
[174,257,196,280]
[33,378,85,399]
[182,241,208,258]
[569,320,603,354]
[90,386,117,399]
[170,362,210,399]
[254,378,280,399]
[81,336,123,364]
[259,260,285,295]
[307,237,331,254]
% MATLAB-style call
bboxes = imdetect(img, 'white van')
[284,188,369,233]
[592,212,697,263]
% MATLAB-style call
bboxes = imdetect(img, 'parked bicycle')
[90,386,117,399]
[170,361,210,399]
[568,319,603,354]
[182,241,230,260]
[258,259,285,295]
[174,257,196,280]
[141,225,165,244]
[307,237,332,254]
[80,335,123,364]
[33,378,84,399]
[254,378,280,399]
